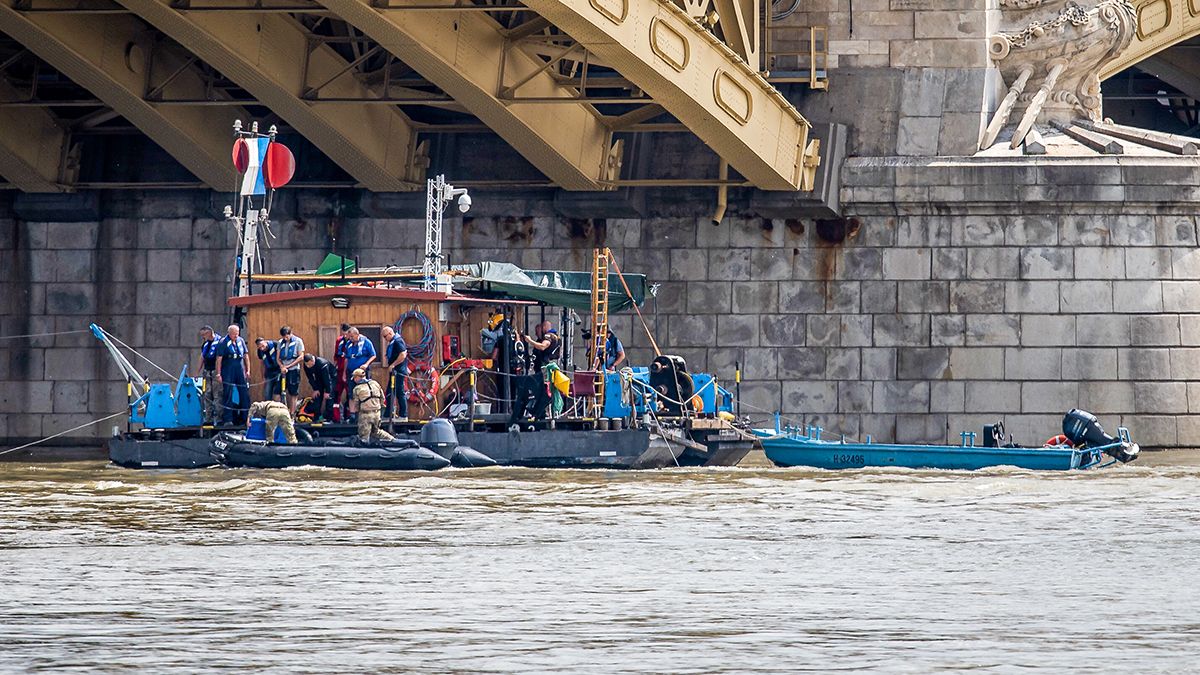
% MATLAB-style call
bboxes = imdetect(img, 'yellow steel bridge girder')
[115,0,424,191]
[1101,0,1200,79]
[316,0,614,191]
[0,79,68,192]
[522,0,814,190]
[0,6,240,189]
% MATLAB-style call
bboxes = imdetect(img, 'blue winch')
[90,323,203,429]
[602,358,733,419]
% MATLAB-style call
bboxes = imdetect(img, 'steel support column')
[115,0,424,190]
[0,6,240,188]
[521,0,814,190]
[0,79,69,192]
[317,0,615,190]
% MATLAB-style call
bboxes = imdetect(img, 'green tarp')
[455,261,648,312]
[314,253,356,287]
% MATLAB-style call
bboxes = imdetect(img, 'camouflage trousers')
[357,410,394,443]
[201,368,220,425]
[265,408,298,444]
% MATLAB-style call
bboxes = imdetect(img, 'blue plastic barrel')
[247,417,268,440]
[246,418,288,442]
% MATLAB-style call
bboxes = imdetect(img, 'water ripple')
[0,459,1198,672]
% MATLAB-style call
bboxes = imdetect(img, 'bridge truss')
[0,0,819,193]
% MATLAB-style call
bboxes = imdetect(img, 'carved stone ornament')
[983,0,1136,149]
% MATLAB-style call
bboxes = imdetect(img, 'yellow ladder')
[589,247,611,419]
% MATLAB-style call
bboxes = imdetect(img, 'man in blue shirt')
[604,329,626,371]
[215,324,251,425]
[381,325,409,421]
[343,326,376,378]
[256,336,281,402]
[277,325,306,415]
[199,325,221,425]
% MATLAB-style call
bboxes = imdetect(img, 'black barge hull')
[107,422,749,470]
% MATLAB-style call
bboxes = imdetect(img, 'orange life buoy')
[404,363,439,404]
[1043,434,1072,448]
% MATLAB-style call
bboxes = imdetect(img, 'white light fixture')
[424,175,472,291]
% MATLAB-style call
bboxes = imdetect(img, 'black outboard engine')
[419,418,459,459]
[1062,409,1140,463]
[649,355,695,416]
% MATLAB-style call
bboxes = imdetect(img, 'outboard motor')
[649,355,695,416]
[1062,409,1140,463]
[419,418,459,459]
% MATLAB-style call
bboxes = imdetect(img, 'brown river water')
[1,456,1198,673]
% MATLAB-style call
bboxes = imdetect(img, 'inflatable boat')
[208,419,498,471]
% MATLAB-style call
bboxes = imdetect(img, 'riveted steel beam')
[0,5,240,188]
[1101,0,1200,79]
[521,0,815,190]
[316,0,615,190]
[0,78,69,191]
[113,0,425,191]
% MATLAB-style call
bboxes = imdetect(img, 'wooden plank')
[1075,119,1194,155]
[1050,120,1123,155]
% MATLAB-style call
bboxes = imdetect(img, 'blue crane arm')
[89,323,148,391]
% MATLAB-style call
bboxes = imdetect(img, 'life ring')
[404,363,440,404]
[1043,434,1072,448]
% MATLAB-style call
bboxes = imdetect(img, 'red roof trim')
[226,285,535,307]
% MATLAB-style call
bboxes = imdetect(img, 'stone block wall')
[779,1,997,155]
[3,157,1200,448]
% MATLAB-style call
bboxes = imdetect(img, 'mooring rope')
[0,410,128,457]
[0,329,89,340]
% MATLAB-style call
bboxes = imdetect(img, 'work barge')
[107,265,756,470]
[98,126,757,471]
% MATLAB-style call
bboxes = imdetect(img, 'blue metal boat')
[754,410,1139,471]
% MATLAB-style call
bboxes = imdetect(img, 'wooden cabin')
[227,286,534,419]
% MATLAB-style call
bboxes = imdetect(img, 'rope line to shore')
[0,410,128,457]
[0,329,89,340]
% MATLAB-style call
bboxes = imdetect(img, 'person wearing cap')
[277,325,305,415]
[247,399,297,444]
[510,320,560,424]
[199,325,221,425]
[350,368,393,443]
[255,336,281,402]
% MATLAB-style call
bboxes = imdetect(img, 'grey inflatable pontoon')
[210,432,452,471]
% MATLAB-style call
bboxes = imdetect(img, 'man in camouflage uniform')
[247,399,297,444]
[350,368,394,443]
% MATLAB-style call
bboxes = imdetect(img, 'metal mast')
[423,174,471,291]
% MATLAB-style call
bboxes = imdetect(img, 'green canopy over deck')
[455,262,648,313]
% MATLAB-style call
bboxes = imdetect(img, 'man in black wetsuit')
[302,353,336,422]
[509,321,561,424]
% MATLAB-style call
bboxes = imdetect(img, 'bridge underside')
[0,0,818,194]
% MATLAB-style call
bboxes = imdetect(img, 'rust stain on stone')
[497,216,535,245]
[566,218,607,248]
